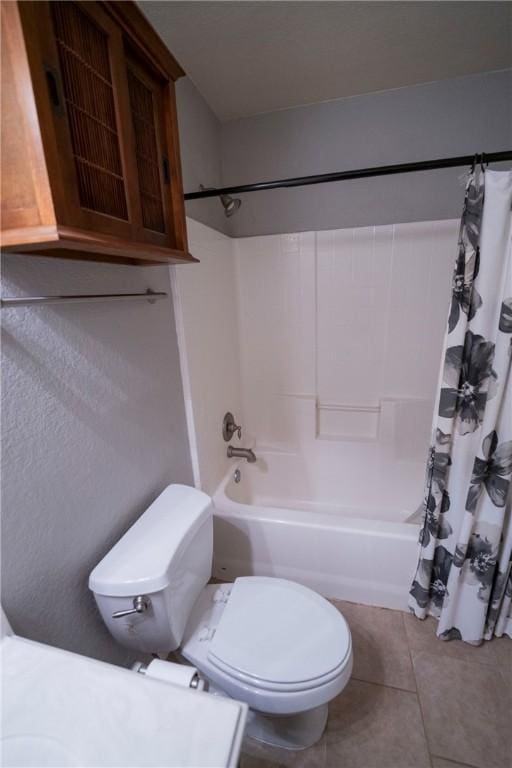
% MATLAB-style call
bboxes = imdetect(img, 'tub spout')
[227,446,257,463]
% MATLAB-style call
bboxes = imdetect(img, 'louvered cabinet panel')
[1,1,194,265]
[51,2,128,221]
[126,57,176,248]
[41,0,141,240]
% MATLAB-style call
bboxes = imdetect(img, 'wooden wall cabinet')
[1,0,197,265]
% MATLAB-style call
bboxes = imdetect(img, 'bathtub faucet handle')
[222,412,242,441]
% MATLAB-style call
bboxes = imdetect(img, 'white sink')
[1,632,247,767]
[2,736,79,767]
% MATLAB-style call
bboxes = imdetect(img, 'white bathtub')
[212,450,422,611]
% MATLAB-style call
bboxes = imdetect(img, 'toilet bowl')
[89,484,353,750]
[181,578,352,748]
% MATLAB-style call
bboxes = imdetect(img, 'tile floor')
[239,600,512,768]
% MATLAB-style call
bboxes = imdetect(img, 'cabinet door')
[125,54,177,248]
[39,1,141,238]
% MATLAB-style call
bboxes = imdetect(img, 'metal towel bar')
[0,290,167,308]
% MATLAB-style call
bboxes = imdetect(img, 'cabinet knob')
[44,65,64,116]
[162,157,170,184]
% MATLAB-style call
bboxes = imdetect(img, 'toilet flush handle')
[112,595,151,619]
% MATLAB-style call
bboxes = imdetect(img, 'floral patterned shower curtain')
[409,169,512,644]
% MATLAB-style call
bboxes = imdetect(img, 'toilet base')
[245,704,328,750]
[201,675,330,751]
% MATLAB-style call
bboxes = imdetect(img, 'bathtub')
[212,450,422,611]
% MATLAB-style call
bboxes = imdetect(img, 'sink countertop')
[1,634,247,767]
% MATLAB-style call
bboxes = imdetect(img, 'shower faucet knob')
[222,412,242,441]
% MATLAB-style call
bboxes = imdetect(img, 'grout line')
[347,674,433,767]
[349,674,417,695]
[408,646,503,670]
[403,611,418,672]
[401,611,504,670]
[403,612,434,768]
[429,753,483,768]
[404,614,511,768]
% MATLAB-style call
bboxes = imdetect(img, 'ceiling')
[140,1,511,122]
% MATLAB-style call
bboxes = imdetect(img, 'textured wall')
[176,78,229,236]
[221,71,512,237]
[1,254,194,665]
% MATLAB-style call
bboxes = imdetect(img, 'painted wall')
[221,71,512,237]
[175,78,229,236]
[1,255,194,666]
[171,219,244,495]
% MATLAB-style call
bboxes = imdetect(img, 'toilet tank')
[89,485,213,653]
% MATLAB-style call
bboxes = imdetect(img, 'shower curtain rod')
[183,150,512,200]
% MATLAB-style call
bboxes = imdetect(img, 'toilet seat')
[181,578,353,715]
[207,655,348,692]
[208,577,351,692]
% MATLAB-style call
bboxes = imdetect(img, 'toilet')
[89,485,353,750]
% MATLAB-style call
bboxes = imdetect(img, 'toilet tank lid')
[89,485,212,598]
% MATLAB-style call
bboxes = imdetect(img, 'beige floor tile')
[240,755,283,768]
[492,635,512,688]
[239,752,285,768]
[412,650,512,768]
[492,634,512,668]
[325,678,431,768]
[499,657,512,689]
[403,613,503,665]
[431,758,475,768]
[332,601,416,691]
[241,734,326,768]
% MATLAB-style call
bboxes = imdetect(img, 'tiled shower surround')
[236,220,457,449]
[174,217,461,611]
[175,218,458,512]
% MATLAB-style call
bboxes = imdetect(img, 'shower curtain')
[409,168,512,643]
